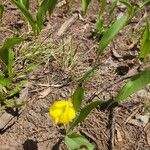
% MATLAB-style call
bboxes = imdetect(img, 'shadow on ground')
[23,139,38,150]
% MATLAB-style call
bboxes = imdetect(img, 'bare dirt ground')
[0,0,150,150]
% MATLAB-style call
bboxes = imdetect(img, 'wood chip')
[112,49,122,59]
[147,131,150,146]
[0,112,15,130]
[0,84,29,131]
[39,88,51,98]
[127,119,142,127]
[56,13,78,37]
[116,128,123,143]
[144,123,150,146]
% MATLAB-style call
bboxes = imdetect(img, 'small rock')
[136,114,150,126]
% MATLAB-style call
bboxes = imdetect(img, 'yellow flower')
[49,99,76,125]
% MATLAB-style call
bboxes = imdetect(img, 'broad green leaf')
[67,100,104,132]
[97,15,128,54]
[65,134,94,150]
[115,68,150,102]
[0,4,4,20]
[0,37,23,66]
[140,20,150,60]
[21,0,29,10]
[8,49,14,79]
[36,0,49,31]
[99,0,106,17]
[36,0,57,31]
[47,0,57,15]
[82,0,92,15]
[72,86,84,112]
[11,0,37,34]
[7,80,27,98]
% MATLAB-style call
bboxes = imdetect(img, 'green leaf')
[79,65,99,83]
[115,68,150,102]
[109,0,119,14]
[0,4,4,20]
[72,86,84,112]
[97,15,128,54]
[47,0,57,15]
[36,0,49,31]
[0,37,23,66]
[99,0,106,17]
[36,0,57,31]
[119,0,132,15]
[22,0,30,10]
[0,78,10,87]
[140,20,150,60]
[11,0,37,34]
[95,18,104,37]
[82,0,92,15]
[68,100,104,132]
[8,49,14,79]
[119,0,139,21]
[65,134,94,150]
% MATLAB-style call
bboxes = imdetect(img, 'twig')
[108,107,116,150]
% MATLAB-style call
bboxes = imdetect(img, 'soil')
[0,0,150,150]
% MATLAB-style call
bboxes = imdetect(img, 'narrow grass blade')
[0,4,4,20]
[140,0,150,8]
[97,15,128,54]
[119,0,132,14]
[82,0,92,15]
[119,0,139,21]
[67,100,104,132]
[65,134,94,150]
[109,0,119,14]
[115,68,150,102]
[79,64,100,83]
[71,86,84,112]
[140,20,150,60]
